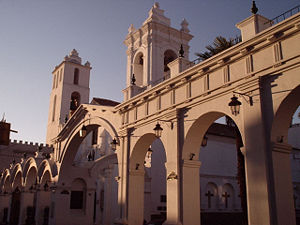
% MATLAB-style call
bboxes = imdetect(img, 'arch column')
[103,166,114,225]
[95,178,103,225]
[115,130,131,225]
[182,160,201,225]
[271,142,296,225]
[127,169,145,225]
[163,114,182,225]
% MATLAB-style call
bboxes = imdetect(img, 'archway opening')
[58,122,119,225]
[128,133,167,225]
[271,85,300,224]
[182,112,248,225]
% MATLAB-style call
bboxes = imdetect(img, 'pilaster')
[182,160,201,225]
[271,142,296,225]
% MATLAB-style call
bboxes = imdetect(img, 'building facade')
[1,2,300,225]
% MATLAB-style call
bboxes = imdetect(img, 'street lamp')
[110,138,118,151]
[201,135,208,147]
[228,95,242,116]
[79,125,87,138]
[147,147,153,158]
[153,122,163,138]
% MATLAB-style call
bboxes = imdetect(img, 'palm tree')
[195,35,241,61]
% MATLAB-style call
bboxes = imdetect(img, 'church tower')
[46,49,91,144]
[123,2,193,100]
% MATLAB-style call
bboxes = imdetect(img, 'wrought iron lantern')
[228,95,242,116]
[79,125,87,137]
[110,138,118,151]
[201,135,208,147]
[153,122,163,138]
[147,147,153,158]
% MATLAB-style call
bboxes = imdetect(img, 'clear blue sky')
[0,0,299,143]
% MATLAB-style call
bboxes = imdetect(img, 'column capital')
[272,142,292,154]
[129,169,145,176]
[182,159,201,168]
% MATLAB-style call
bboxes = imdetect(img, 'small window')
[74,68,79,85]
[60,68,63,82]
[52,95,57,122]
[160,195,166,203]
[70,191,83,209]
[52,75,56,89]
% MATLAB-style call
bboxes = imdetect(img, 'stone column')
[95,178,103,225]
[115,129,131,225]
[103,166,113,225]
[127,169,145,225]
[272,142,296,225]
[182,160,201,225]
[163,115,182,225]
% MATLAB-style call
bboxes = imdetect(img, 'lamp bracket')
[158,119,174,129]
[233,91,253,106]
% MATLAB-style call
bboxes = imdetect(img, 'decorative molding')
[182,159,201,168]
[272,142,292,154]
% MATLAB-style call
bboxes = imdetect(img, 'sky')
[0,0,300,143]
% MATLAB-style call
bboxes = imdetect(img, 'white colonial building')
[1,2,300,225]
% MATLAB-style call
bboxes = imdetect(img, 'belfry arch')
[163,49,177,78]
[132,51,145,87]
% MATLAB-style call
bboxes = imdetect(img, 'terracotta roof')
[207,123,236,138]
[90,98,120,107]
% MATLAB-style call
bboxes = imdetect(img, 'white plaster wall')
[200,134,237,177]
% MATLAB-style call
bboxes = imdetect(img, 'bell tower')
[46,49,91,144]
[123,2,193,100]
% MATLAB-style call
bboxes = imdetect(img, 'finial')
[179,44,184,58]
[1,113,5,122]
[154,2,159,8]
[131,74,136,85]
[180,18,190,33]
[251,1,258,15]
[128,24,135,33]
[70,49,78,56]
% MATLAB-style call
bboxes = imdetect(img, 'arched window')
[52,95,57,122]
[132,52,144,86]
[70,178,86,210]
[55,71,59,88]
[74,68,79,85]
[163,50,177,78]
[69,92,81,116]
[52,74,56,89]
[60,68,63,82]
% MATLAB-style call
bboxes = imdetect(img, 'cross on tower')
[222,192,230,208]
[205,190,214,208]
